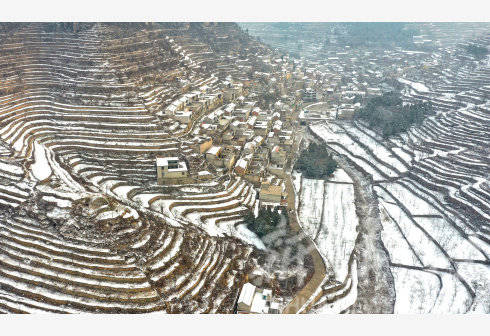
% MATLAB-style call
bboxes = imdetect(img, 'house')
[251,106,261,116]
[272,120,283,134]
[230,120,244,131]
[269,301,281,314]
[234,108,251,121]
[235,155,251,176]
[243,142,255,154]
[256,111,270,122]
[224,103,236,114]
[246,116,257,129]
[174,111,192,124]
[156,157,188,185]
[205,146,223,164]
[270,145,287,165]
[253,135,264,147]
[303,87,316,102]
[223,87,237,102]
[254,121,269,136]
[267,132,280,148]
[237,283,275,314]
[205,111,218,123]
[218,117,232,130]
[195,137,213,154]
[259,183,283,203]
[237,283,255,313]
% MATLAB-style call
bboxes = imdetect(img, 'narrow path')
[281,128,327,313]
[282,175,327,314]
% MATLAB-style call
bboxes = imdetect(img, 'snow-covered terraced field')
[297,175,359,282]
[309,37,490,312]
[294,171,360,312]
[0,23,266,313]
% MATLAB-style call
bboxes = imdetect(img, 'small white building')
[237,283,255,313]
[156,157,188,184]
[174,111,192,124]
[237,283,275,314]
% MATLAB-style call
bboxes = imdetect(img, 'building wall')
[267,166,286,178]
[259,192,282,203]
[235,166,247,176]
[237,302,252,313]
[199,139,213,154]
[157,166,189,185]
[157,176,193,185]
[157,166,163,180]
[163,170,188,179]
[271,152,286,164]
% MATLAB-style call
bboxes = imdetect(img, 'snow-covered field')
[398,78,430,93]
[297,172,359,282]
[310,95,490,313]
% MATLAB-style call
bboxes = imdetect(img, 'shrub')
[244,208,283,238]
[294,142,338,179]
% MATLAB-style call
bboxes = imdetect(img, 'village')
[152,23,490,314]
[153,41,407,204]
[0,22,488,315]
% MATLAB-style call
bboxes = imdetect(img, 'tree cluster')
[339,23,419,47]
[244,208,283,238]
[465,44,488,60]
[355,91,434,137]
[294,142,338,179]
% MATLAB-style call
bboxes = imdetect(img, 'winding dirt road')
[282,127,327,314]
[282,175,327,313]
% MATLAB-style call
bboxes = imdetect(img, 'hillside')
[0,22,278,313]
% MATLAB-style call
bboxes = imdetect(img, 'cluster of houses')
[155,69,295,207]
[153,23,475,209]
[155,42,431,207]
[160,80,244,125]
[280,43,446,123]
[199,96,292,205]
[154,41,429,208]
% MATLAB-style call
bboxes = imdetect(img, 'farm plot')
[297,172,359,283]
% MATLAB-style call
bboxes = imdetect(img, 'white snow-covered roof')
[244,142,255,150]
[157,157,188,172]
[206,146,222,156]
[238,283,256,307]
[247,116,257,125]
[250,291,268,314]
[175,111,192,117]
[156,157,179,166]
[236,158,249,170]
[270,301,280,310]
